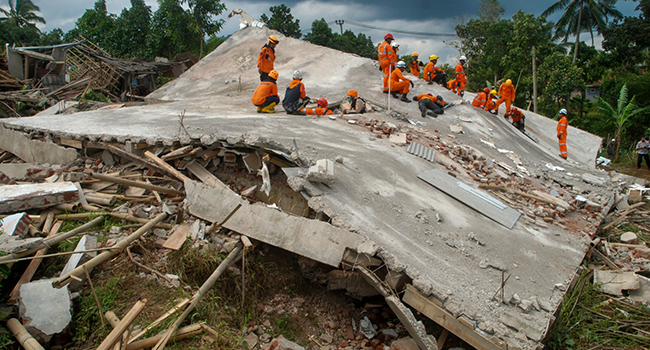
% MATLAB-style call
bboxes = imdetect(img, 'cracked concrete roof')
[1,27,616,349]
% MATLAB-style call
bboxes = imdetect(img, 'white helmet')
[460,55,467,61]
[292,70,302,80]
[391,42,399,49]
[396,61,406,68]
[559,108,567,115]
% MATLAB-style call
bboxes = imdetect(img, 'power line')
[326,20,458,38]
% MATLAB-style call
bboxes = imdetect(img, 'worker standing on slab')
[510,107,525,131]
[472,88,490,109]
[423,55,446,86]
[390,61,413,103]
[486,90,498,114]
[378,33,396,94]
[257,35,279,81]
[454,56,467,97]
[496,79,515,117]
[282,70,309,114]
[410,52,424,77]
[636,137,650,170]
[557,108,569,159]
[413,93,446,117]
[341,90,366,114]
[251,70,280,113]
[296,98,333,116]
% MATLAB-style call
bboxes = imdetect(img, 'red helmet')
[317,98,328,108]
[483,87,490,94]
[384,33,394,40]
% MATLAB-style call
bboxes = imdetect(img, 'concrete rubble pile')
[0,26,648,350]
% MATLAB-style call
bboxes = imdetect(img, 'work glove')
[410,81,414,88]
[557,134,562,140]
[379,66,382,72]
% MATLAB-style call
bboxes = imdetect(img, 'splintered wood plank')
[162,223,190,250]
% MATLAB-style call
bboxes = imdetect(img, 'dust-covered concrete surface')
[1,27,616,349]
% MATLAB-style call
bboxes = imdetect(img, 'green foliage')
[0,16,40,45]
[303,19,375,59]
[260,4,301,39]
[78,89,111,103]
[538,52,585,112]
[204,34,225,54]
[73,275,123,342]
[63,0,116,49]
[601,8,650,74]
[110,0,152,59]
[147,0,200,59]
[181,0,226,57]
[40,28,64,45]
[0,0,45,28]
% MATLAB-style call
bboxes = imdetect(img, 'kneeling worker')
[251,70,280,113]
[472,88,490,110]
[485,90,498,114]
[390,61,413,103]
[296,98,333,116]
[510,107,525,131]
[341,90,366,114]
[413,93,446,118]
[282,70,309,114]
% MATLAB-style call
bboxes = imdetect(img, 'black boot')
[391,92,399,99]
[427,81,433,85]
[401,94,411,103]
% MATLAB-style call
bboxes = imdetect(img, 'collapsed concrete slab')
[0,124,77,164]
[60,235,98,291]
[0,181,79,213]
[19,278,72,343]
[0,212,33,237]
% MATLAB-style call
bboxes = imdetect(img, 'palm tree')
[542,0,622,63]
[597,84,650,162]
[0,0,46,28]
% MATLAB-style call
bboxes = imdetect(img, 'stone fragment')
[621,231,638,244]
[263,335,305,350]
[518,299,532,313]
[529,296,540,311]
[306,159,335,186]
[243,333,259,349]
[538,299,553,312]
[390,337,419,350]
[19,278,72,343]
[0,212,33,238]
[0,182,79,213]
[509,293,521,305]
[60,235,98,291]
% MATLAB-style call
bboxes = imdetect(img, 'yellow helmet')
[269,35,279,44]
[412,52,419,57]
[429,54,438,61]
[505,79,512,86]
[268,70,279,80]
[490,90,497,96]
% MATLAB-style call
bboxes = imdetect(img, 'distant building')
[585,84,601,102]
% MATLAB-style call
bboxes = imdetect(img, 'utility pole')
[532,46,538,113]
[335,20,344,34]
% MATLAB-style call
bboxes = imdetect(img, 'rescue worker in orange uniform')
[472,88,490,110]
[251,70,280,113]
[257,35,279,81]
[485,90,498,114]
[410,52,424,77]
[296,98,333,116]
[509,107,525,131]
[341,89,366,114]
[454,55,467,97]
[282,70,309,114]
[447,78,458,94]
[423,55,446,86]
[496,79,515,116]
[378,33,396,94]
[557,109,569,159]
[390,61,413,103]
[413,93,446,118]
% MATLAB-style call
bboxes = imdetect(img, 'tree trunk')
[199,28,204,59]
[572,1,583,64]
[532,46,538,113]
[614,132,622,163]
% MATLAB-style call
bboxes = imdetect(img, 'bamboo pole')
[6,318,45,350]
[91,172,184,196]
[0,216,104,265]
[152,242,244,350]
[55,212,106,221]
[143,151,190,183]
[96,299,147,350]
[52,213,168,288]
[127,298,190,343]
[54,203,80,212]
[105,311,125,350]
[108,213,173,230]
[126,323,203,350]
[85,193,116,206]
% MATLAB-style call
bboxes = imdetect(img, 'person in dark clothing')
[636,137,650,169]
[282,70,309,114]
[413,93,445,117]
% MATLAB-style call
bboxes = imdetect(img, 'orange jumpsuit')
[557,115,568,159]
[390,69,411,94]
[447,79,457,93]
[472,92,488,109]
[410,59,423,77]
[378,41,396,93]
[299,107,333,116]
[251,81,279,107]
[423,62,444,83]
[257,44,275,76]
[486,94,497,112]
[496,83,515,116]
[454,62,466,95]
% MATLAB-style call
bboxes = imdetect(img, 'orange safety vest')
[251,81,278,106]
[378,41,394,67]
[472,92,488,109]
[557,115,568,135]
[257,44,275,74]
[510,109,524,122]
[455,62,466,84]
[423,61,443,82]
[410,59,420,76]
[301,107,333,116]
[416,94,445,106]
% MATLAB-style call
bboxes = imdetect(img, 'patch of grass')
[72,275,125,343]
[271,314,299,340]
[545,269,650,349]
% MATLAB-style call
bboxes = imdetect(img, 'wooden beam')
[126,323,202,350]
[402,284,506,350]
[143,150,189,182]
[186,162,226,189]
[91,172,184,196]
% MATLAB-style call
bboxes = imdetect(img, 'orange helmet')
[268,70,279,80]
[384,33,394,40]
[269,35,279,44]
[317,98,328,108]
[347,89,358,98]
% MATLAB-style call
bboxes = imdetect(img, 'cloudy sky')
[22,0,643,65]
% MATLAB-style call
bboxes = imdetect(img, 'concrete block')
[621,231,638,244]
[594,270,640,296]
[0,182,79,213]
[499,310,543,341]
[385,270,409,292]
[581,173,605,186]
[60,235,98,291]
[0,235,42,253]
[389,133,407,145]
[0,124,77,165]
[306,159,335,186]
[0,170,17,185]
[0,163,47,181]
[0,212,33,237]
[327,270,379,298]
[19,278,72,343]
